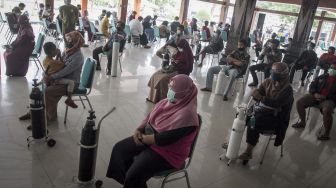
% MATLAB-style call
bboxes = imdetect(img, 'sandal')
[65,98,78,109]
[317,135,330,141]
[292,121,306,129]
[238,152,252,160]
[316,127,330,141]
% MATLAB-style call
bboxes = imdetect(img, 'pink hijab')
[144,74,199,132]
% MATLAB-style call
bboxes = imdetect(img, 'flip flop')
[317,135,330,141]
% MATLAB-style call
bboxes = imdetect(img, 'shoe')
[65,98,78,109]
[27,125,32,130]
[19,112,31,120]
[145,98,154,103]
[106,70,111,75]
[238,152,252,160]
[248,82,258,87]
[200,88,212,92]
[223,95,228,101]
[197,63,203,67]
[143,45,151,49]
[96,65,102,71]
[292,121,306,129]
[300,81,305,87]
[83,44,89,47]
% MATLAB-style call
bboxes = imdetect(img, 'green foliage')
[93,0,118,6]
[148,0,175,7]
[256,2,300,13]
[196,9,210,22]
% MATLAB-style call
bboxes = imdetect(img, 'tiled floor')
[1,29,336,188]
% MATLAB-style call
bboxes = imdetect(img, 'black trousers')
[246,122,278,146]
[140,34,149,46]
[92,46,112,70]
[289,63,311,83]
[106,137,174,188]
[249,63,271,84]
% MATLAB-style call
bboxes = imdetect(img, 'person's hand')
[252,89,263,101]
[314,93,325,101]
[141,134,155,145]
[43,76,52,85]
[133,130,143,146]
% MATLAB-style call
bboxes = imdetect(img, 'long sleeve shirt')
[129,19,143,36]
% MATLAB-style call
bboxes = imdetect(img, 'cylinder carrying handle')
[96,107,116,130]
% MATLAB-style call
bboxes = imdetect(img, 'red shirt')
[320,76,336,96]
[202,26,211,40]
[319,53,336,65]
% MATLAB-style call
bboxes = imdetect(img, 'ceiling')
[258,0,336,9]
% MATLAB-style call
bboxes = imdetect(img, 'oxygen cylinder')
[215,66,226,95]
[195,43,201,61]
[162,52,170,69]
[226,108,246,160]
[78,111,98,183]
[111,41,120,77]
[30,79,46,139]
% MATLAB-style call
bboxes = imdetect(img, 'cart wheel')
[242,160,248,166]
[95,180,103,188]
[47,139,56,147]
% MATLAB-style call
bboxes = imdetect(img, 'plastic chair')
[29,33,45,71]
[153,114,202,188]
[0,12,7,34]
[230,61,251,96]
[64,58,96,124]
[259,131,284,165]
[221,30,228,42]
[89,21,105,46]
[54,20,63,47]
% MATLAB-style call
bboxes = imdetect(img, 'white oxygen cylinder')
[215,65,226,95]
[111,42,119,77]
[226,108,246,160]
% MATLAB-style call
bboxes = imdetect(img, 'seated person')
[42,42,77,108]
[248,39,282,87]
[281,37,292,50]
[159,21,170,42]
[289,42,318,86]
[147,39,194,103]
[100,11,111,38]
[42,4,56,31]
[93,21,126,74]
[38,3,44,20]
[200,39,250,101]
[169,16,180,35]
[129,16,150,48]
[317,46,336,71]
[263,32,277,48]
[239,62,293,160]
[106,74,199,188]
[155,25,185,59]
[201,20,211,41]
[194,30,224,67]
[252,38,262,58]
[82,10,93,41]
[293,64,336,140]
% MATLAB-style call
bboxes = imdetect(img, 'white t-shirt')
[129,19,143,36]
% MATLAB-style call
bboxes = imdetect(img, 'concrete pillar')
[219,0,229,23]
[224,0,257,55]
[1,0,4,8]
[179,0,190,23]
[288,0,319,57]
[81,0,88,15]
[118,0,128,22]
[315,11,326,42]
[134,0,141,17]
[45,0,54,14]
[331,24,336,42]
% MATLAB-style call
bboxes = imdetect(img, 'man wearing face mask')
[194,30,224,67]
[155,25,185,59]
[59,0,79,35]
[289,42,318,86]
[239,62,293,160]
[317,46,336,71]
[200,39,250,101]
[293,64,336,140]
[248,39,283,87]
[92,21,126,74]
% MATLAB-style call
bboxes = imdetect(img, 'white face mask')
[176,30,181,34]
[177,47,183,52]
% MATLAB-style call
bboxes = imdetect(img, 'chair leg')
[231,79,237,97]
[307,107,311,121]
[85,95,93,111]
[260,135,272,165]
[161,176,168,188]
[78,96,86,109]
[119,58,123,72]
[185,170,191,188]
[64,105,68,124]
[33,58,40,71]
[280,144,283,157]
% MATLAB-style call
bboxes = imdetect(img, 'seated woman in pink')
[106,74,199,188]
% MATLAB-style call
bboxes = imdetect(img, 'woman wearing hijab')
[19,31,84,122]
[239,62,294,160]
[147,38,194,103]
[4,15,35,76]
[106,74,199,188]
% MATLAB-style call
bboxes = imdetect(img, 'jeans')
[93,46,112,70]
[249,63,271,84]
[206,65,239,96]
[145,28,154,42]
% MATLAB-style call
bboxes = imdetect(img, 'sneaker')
[96,65,102,71]
[238,152,252,160]
[143,45,151,49]
[65,98,78,109]
[223,95,228,101]
[292,121,306,129]
[106,70,111,75]
[200,88,212,92]
[300,81,305,87]
[197,63,203,67]
[19,112,31,120]
[248,82,258,87]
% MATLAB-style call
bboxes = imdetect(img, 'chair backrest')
[124,25,131,36]
[153,26,160,38]
[221,30,228,42]
[33,33,45,56]
[185,114,202,168]
[89,21,96,34]
[80,58,96,89]
[55,20,62,35]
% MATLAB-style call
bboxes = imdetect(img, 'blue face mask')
[271,71,282,81]
[167,88,175,103]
